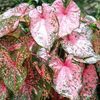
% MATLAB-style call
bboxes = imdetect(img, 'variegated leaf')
[0,3,34,21]
[72,55,100,64]
[49,56,82,100]
[15,64,35,100]
[75,23,93,40]
[37,48,50,61]
[29,3,59,50]
[19,36,35,51]
[62,32,96,58]
[15,59,52,100]
[0,16,19,37]
[16,46,30,67]
[0,81,8,100]
[0,46,27,93]
[0,35,21,52]
[84,15,96,24]
[84,55,100,64]
[52,0,80,37]
[80,64,98,100]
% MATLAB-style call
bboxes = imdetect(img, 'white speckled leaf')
[72,55,100,64]
[52,0,80,37]
[62,32,95,58]
[0,3,34,38]
[0,3,34,20]
[84,55,100,64]
[49,56,82,99]
[84,15,96,24]
[80,64,98,99]
[75,23,93,40]
[29,4,58,50]
[37,48,50,60]
[0,16,19,37]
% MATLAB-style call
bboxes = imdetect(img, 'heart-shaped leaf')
[29,3,59,50]
[62,32,95,58]
[0,46,27,93]
[49,56,82,99]
[52,0,80,37]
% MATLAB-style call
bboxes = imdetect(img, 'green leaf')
[0,46,27,93]
[35,89,43,100]
[16,45,30,67]
[0,16,19,37]
[19,17,30,34]
[89,23,97,30]
[42,0,55,4]
[0,36,21,52]
[1,64,27,94]
[97,67,100,72]
[62,0,71,8]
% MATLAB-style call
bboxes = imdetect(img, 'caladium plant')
[0,0,99,100]
[49,56,82,100]
[61,32,96,58]
[29,3,59,50]
[80,64,98,100]
[0,80,8,100]
[52,0,80,37]
[0,3,34,20]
